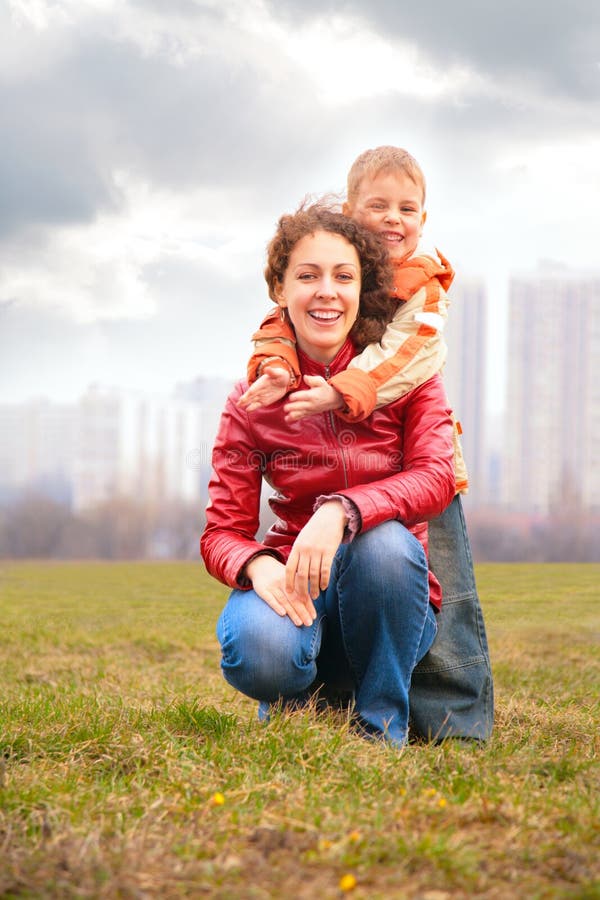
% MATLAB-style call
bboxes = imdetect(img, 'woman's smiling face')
[276,230,361,364]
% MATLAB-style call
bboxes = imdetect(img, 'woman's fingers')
[319,558,332,591]
[247,554,316,627]
[283,592,316,627]
[286,549,322,603]
[262,587,304,627]
[309,554,323,600]
[276,594,304,627]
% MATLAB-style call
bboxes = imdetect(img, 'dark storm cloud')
[265,0,600,102]
[0,67,118,237]
[0,6,344,241]
[4,0,596,245]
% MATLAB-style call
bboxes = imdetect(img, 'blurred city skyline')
[3,268,598,515]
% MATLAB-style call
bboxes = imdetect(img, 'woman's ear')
[274,281,286,306]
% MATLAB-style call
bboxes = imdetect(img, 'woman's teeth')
[309,310,341,320]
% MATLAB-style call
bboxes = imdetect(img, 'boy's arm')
[330,279,449,422]
[238,365,294,411]
[240,307,303,410]
[247,307,301,387]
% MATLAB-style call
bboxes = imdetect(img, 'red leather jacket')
[201,338,455,609]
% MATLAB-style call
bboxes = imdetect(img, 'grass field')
[0,561,598,899]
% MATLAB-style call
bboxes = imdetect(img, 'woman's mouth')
[308,310,342,323]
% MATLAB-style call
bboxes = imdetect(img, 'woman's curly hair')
[264,202,397,351]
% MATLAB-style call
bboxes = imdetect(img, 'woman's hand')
[245,554,317,627]
[237,367,292,411]
[284,375,344,422]
[285,501,347,601]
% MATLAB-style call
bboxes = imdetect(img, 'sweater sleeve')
[330,279,449,422]
[200,383,285,588]
[335,375,456,532]
[247,308,302,385]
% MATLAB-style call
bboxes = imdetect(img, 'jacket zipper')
[325,365,349,489]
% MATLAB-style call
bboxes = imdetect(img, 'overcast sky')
[1,0,599,413]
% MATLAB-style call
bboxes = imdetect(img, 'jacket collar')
[391,248,454,299]
[297,338,356,378]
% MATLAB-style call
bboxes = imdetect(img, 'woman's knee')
[217,591,318,701]
[345,520,427,580]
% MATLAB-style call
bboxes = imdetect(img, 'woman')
[201,204,455,748]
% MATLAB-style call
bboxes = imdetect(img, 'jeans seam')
[303,614,325,667]
[217,606,232,663]
[440,591,478,603]
[406,603,436,689]
[337,588,360,684]
[414,656,486,674]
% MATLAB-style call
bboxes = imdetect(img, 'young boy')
[239,145,467,493]
[239,146,493,741]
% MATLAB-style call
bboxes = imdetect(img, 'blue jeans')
[410,495,494,741]
[217,521,437,748]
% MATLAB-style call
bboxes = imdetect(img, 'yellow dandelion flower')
[438,797,447,809]
[339,873,357,892]
[348,830,361,843]
[399,787,407,796]
[318,838,333,851]
[423,788,437,797]
[210,792,225,806]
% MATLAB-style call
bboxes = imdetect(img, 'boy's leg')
[410,494,494,741]
[325,520,436,748]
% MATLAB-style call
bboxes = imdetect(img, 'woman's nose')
[316,276,336,298]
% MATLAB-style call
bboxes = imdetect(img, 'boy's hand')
[245,554,317,627]
[284,375,344,422]
[237,366,292,411]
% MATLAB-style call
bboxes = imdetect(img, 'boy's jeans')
[410,495,494,740]
[217,521,437,748]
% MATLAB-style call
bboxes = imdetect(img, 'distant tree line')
[465,508,600,563]
[1,493,598,562]
[0,494,201,560]
[0,491,276,560]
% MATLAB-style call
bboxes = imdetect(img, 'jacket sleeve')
[333,375,455,530]
[247,308,301,385]
[200,383,284,588]
[330,280,449,422]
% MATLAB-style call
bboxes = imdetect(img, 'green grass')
[0,561,599,899]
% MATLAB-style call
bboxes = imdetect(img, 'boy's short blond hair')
[347,146,426,206]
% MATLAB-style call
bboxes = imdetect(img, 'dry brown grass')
[0,561,599,899]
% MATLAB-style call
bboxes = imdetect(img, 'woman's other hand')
[237,367,291,411]
[286,501,347,601]
[245,554,317,627]
[284,375,344,422]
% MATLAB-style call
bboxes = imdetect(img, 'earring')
[279,306,286,322]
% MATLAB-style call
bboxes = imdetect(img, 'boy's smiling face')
[345,169,427,262]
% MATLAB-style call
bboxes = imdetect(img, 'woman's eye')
[337,273,353,281]
[298,273,316,281]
